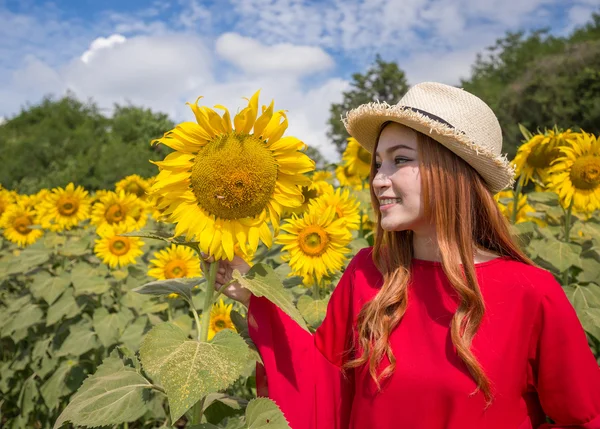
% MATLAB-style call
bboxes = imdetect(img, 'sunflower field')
[1,93,599,429]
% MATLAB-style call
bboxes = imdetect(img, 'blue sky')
[0,0,597,159]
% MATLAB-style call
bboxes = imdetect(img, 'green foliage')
[327,55,409,155]
[0,94,174,193]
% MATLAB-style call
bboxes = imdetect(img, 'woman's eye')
[395,157,410,164]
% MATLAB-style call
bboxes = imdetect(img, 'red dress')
[247,247,600,429]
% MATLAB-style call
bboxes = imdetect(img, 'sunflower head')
[94,223,144,269]
[148,91,315,261]
[39,183,91,232]
[91,190,146,232]
[0,202,44,247]
[207,299,237,341]
[148,244,202,280]
[116,174,151,199]
[342,137,371,178]
[309,187,361,230]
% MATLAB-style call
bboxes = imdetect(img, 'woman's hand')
[206,254,252,308]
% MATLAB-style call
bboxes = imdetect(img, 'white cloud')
[81,34,127,64]
[215,33,334,76]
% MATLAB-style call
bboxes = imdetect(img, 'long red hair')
[343,125,535,406]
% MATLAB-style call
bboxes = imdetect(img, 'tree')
[328,55,409,156]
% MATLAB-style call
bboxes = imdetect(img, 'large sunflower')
[94,223,144,268]
[512,129,578,186]
[276,205,352,286]
[91,190,146,232]
[116,174,151,199]
[148,244,202,280]
[0,203,44,247]
[309,187,360,230]
[547,132,600,213]
[207,299,237,341]
[342,137,371,178]
[149,91,315,261]
[39,183,91,232]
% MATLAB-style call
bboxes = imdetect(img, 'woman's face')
[373,122,428,232]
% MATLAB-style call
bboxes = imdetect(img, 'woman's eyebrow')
[375,144,416,157]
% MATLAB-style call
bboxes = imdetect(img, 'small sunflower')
[0,202,44,247]
[311,170,333,182]
[309,187,360,230]
[116,174,151,199]
[547,132,600,213]
[342,137,371,178]
[91,190,146,232]
[149,91,315,261]
[207,299,237,341]
[512,128,578,186]
[148,244,202,280]
[39,183,91,232]
[94,223,144,269]
[286,180,334,216]
[276,205,352,286]
[0,188,16,219]
[335,164,366,190]
[494,190,546,226]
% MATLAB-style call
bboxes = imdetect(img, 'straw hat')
[343,82,515,193]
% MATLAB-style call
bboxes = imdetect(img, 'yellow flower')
[285,180,334,216]
[116,174,151,199]
[149,91,315,261]
[276,205,352,286]
[39,183,91,232]
[207,299,237,341]
[311,170,333,182]
[335,164,367,190]
[342,137,371,178]
[148,244,202,280]
[0,202,44,247]
[94,223,144,269]
[512,128,578,186]
[0,188,16,219]
[546,132,600,213]
[494,190,546,226]
[91,190,146,232]
[309,187,360,230]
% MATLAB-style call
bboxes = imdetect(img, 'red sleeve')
[247,287,355,429]
[528,272,600,428]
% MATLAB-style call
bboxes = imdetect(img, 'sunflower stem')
[199,261,218,343]
[312,275,320,299]
[511,175,524,225]
[562,199,574,286]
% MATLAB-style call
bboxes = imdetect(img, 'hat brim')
[343,102,515,194]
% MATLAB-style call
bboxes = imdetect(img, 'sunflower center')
[126,182,145,197]
[14,216,32,235]
[164,260,188,279]
[58,197,79,216]
[570,156,600,190]
[190,132,278,220]
[526,146,561,169]
[105,203,126,224]
[357,146,372,165]
[109,237,131,256]
[214,319,227,329]
[298,225,329,256]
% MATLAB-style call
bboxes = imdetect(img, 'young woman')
[212,82,600,428]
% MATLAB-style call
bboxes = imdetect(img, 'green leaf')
[578,257,600,284]
[564,283,600,312]
[120,229,174,241]
[245,397,291,429]
[46,288,80,326]
[526,192,559,206]
[18,374,39,419]
[297,295,328,329]
[132,277,205,302]
[232,264,309,332]
[93,308,133,348]
[30,273,70,305]
[1,304,43,337]
[41,360,73,410]
[71,264,111,296]
[119,316,148,352]
[518,123,533,141]
[536,238,582,272]
[12,246,50,274]
[349,238,369,253]
[53,355,151,429]
[59,235,91,257]
[510,222,537,247]
[57,324,101,357]
[139,323,248,422]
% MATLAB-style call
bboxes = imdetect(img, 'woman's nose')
[372,173,391,189]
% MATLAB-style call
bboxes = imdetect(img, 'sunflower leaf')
[139,323,248,422]
[245,397,291,429]
[297,295,328,329]
[53,355,151,429]
[120,229,174,241]
[132,277,205,302]
[537,238,582,272]
[232,264,309,333]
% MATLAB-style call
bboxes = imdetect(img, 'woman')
[213,82,600,428]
